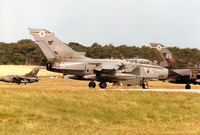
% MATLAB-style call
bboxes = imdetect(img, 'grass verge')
[0,78,200,134]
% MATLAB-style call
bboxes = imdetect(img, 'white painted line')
[101,88,200,93]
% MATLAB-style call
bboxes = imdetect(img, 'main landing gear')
[88,81,107,89]
[88,81,96,88]
[185,83,191,89]
[99,82,107,89]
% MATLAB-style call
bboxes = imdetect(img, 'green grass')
[0,78,200,134]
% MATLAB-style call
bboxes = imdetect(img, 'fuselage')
[0,75,38,83]
[47,58,169,82]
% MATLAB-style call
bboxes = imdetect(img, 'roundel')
[39,31,45,37]
[157,45,162,50]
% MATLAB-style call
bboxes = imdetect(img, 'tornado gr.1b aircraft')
[150,43,200,89]
[0,68,40,84]
[29,28,169,89]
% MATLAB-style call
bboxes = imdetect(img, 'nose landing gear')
[141,80,149,89]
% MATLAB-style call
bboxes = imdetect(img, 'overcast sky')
[1,0,200,48]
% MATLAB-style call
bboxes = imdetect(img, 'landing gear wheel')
[185,84,191,89]
[141,81,148,89]
[88,81,96,88]
[99,82,107,89]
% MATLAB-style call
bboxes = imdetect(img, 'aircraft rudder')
[25,68,40,77]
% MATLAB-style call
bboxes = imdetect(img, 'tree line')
[0,39,199,66]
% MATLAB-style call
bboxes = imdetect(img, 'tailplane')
[28,28,87,62]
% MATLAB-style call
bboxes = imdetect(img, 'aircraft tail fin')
[150,43,188,68]
[25,68,40,77]
[28,28,87,62]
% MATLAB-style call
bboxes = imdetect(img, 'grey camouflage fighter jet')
[0,68,40,84]
[29,28,169,89]
[150,43,200,89]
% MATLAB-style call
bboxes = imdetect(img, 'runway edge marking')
[101,89,200,93]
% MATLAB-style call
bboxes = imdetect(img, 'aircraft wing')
[94,62,121,74]
[12,76,20,80]
[195,79,200,83]
[171,69,191,77]
[17,76,38,82]
[19,76,38,80]
[10,76,26,83]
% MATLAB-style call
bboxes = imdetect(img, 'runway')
[103,88,200,93]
